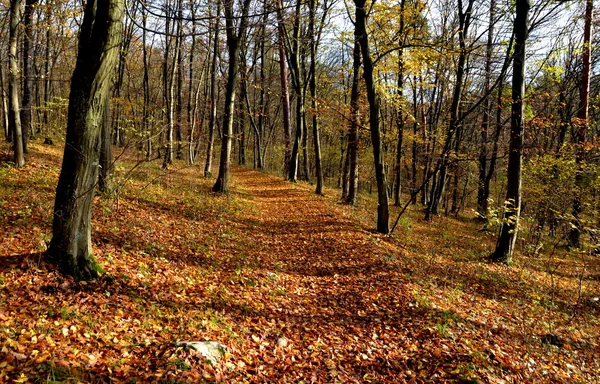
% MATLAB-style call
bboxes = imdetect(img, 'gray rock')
[175,341,228,364]
[277,337,289,347]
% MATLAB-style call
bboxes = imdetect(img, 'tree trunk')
[0,61,9,142]
[287,0,305,182]
[47,0,124,279]
[142,8,152,160]
[21,0,38,153]
[490,0,530,264]
[43,3,52,134]
[568,0,593,248]
[276,0,292,177]
[162,6,180,169]
[354,0,389,234]
[476,0,496,218]
[98,92,113,193]
[9,0,25,168]
[204,0,220,177]
[427,0,473,218]
[346,38,361,205]
[309,0,323,195]
[213,0,252,192]
[393,0,406,207]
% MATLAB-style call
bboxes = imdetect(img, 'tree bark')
[9,0,25,168]
[427,0,473,218]
[476,0,496,218]
[354,0,389,234]
[346,38,361,205]
[287,0,305,182]
[213,0,252,192]
[204,0,220,177]
[98,92,113,193]
[276,0,292,177]
[567,0,593,248]
[393,0,406,207]
[308,0,323,195]
[490,0,530,264]
[21,0,39,153]
[0,60,9,142]
[47,0,124,278]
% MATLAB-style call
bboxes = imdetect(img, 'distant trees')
[1,0,598,268]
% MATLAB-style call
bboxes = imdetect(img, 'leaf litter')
[0,143,599,383]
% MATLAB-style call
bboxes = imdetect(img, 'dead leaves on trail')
[1,143,599,383]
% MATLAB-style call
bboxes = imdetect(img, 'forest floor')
[1,141,599,383]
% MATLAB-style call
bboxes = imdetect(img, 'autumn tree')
[8,0,25,167]
[490,0,530,263]
[47,0,124,278]
[213,0,252,192]
[354,0,389,233]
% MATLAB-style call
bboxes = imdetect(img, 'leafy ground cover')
[1,142,599,383]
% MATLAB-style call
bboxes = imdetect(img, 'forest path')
[218,167,445,381]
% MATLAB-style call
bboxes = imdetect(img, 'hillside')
[1,142,599,383]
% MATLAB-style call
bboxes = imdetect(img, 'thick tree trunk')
[490,0,530,264]
[47,0,124,279]
[9,0,25,168]
[213,0,252,192]
[355,0,389,234]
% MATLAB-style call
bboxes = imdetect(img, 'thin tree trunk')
[427,0,473,218]
[309,0,323,195]
[346,38,361,205]
[355,0,389,234]
[0,61,9,142]
[490,0,530,264]
[175,0,184,160]
[568,0,593,248]
[393,0,406,206]
[163,4,180,169]
[43,3,52,133]
[142,8,152,160]
[276,0,292,177]
[477,0,496,218]
[99,92,113,193]
[204,0,220,177]
[21,0,38,153]
[9,0,25,168]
